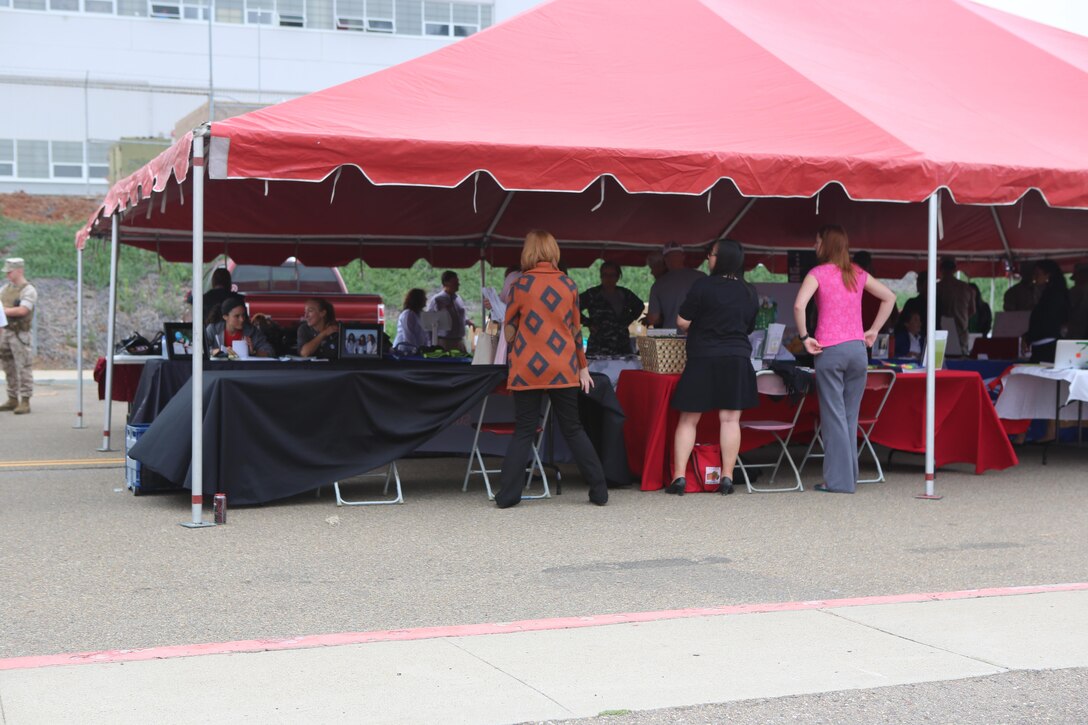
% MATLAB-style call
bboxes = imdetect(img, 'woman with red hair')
[793,225,896,493]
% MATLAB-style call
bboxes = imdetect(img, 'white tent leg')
[917,193,942,500]
[74,246,85,428]
[97,216,120,451]
[182,130,213,528]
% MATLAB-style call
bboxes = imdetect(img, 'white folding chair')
[736,370,807,493]
[799,368,897,483]
[333,463,403,506]
[462,391,552,501]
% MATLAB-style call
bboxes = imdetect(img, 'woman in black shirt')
[666,239,758,496]
[1025,259,1070,363]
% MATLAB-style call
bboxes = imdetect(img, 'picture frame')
[338,322,383,360]
[164,322,195,361]
[872,333,891,360]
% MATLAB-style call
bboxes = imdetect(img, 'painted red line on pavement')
[3,582,1086,672]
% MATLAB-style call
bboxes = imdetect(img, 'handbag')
[685,443,724,492]
[116,331,153,355]
[471,330,498,365]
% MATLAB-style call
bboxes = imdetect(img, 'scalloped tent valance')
[77,0,1088,272]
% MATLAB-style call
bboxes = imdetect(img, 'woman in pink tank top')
[792,226,896,493]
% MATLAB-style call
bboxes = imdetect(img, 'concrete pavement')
[0,587,1085,723]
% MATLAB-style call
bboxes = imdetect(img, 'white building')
[0,0,541,195]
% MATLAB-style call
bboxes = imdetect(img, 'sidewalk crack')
[819,610,1012,672]
[443,638,575,715]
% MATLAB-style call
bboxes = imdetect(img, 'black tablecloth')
[130,366,507,505]
[129,365,632,504]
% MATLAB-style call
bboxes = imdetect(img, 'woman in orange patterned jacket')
[495,230,609,509]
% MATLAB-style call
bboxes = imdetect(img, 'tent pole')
[989,207,1014,260]
[917,193,942,500]
[182,130,213,528]
[97,215,120,451]
[716,198,757,239]
[74,246,85,428]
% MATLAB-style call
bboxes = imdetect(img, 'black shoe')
[495,495,521,509]
[718,477,734,495]
[665,477,686,496]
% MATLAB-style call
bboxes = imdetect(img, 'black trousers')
[495,387,607,506]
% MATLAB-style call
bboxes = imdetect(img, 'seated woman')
[205,297,275,357]
[580,261,644,356]
[297,298,339,359]
[393,288,429,349]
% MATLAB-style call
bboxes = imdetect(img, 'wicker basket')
[636,336,687,374]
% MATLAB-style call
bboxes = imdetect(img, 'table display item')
[214,493,227,524]
[125,424,179,495]
[339,322,383,359]
[164,322,195,361]
[636,335,686,374]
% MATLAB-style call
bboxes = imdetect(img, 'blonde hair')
[817,225,857,291]
[520,229,560,271]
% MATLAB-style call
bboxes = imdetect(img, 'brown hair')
[817,225,857,291]
[402,288,427,313]
[520,229,560,271]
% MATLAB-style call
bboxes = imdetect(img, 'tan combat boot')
[13,398,30,415]
[0,397,17,412]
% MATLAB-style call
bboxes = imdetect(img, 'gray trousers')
[814,340,867,492]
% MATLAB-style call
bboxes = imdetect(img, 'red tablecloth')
[94,357,144,402]
[870,371,1017,473]
[618,368,1017,490]
[617,369,819,491]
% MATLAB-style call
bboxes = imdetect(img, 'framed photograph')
[164,322,195,361]
[339,322,383,360]
[872,333,891,360]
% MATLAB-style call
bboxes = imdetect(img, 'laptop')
[1052,340,1088,370]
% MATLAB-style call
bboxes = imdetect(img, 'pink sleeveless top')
[811,263,868,347]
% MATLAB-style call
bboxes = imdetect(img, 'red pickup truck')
[228,260,385,328]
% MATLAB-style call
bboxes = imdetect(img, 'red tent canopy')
[77,0,1088,273]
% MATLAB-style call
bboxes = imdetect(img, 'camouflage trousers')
[0,329,33,400]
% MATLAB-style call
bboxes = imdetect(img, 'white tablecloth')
[587,357,642,388]
[995,366,1088,421]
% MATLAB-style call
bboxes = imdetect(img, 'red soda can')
[214,493,227,524]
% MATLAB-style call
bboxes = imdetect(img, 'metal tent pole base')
[915,493,944,500]
[179,521,216,529]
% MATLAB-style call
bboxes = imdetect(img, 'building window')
[51,141,84,179]
[49,0,79,10]
[12,0,47,9]
[0,140,13,178]
[424,2,481,37]
[277,0,304,27]
[215,0,243,23]
[365,0,393,32]
[246,0,273,24]
[182,0,209,20]
[88,141,111,179]
[85,0,116,13]
[335,0,397,32]
[149,0,180,18]
[117,0,148,16]
[15,141,49,179]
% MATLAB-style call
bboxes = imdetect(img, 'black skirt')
[670,355,759,412]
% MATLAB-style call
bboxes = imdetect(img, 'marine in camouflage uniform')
[1,258,38,414]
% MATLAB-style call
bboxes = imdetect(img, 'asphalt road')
[3,380,1086,664]
[529,668,1088,725]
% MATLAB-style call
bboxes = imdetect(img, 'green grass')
[2,213,1029,324]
